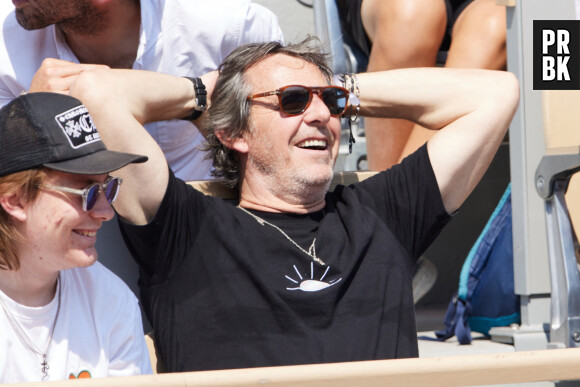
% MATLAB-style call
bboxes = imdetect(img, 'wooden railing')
[12,348,580,386]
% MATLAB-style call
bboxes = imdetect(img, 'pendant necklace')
[238,206,326,265]
[0,273,62,381]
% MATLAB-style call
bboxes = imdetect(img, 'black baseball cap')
[0,92,147,177]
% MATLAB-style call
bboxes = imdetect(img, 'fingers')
[29,58,109,94]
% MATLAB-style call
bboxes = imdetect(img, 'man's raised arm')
[354,67,519,213]
[69,69,216,225]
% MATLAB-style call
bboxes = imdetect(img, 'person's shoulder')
[64,262,138,302]
[0,6,49,36]
[0,3,14,19]
[150,0,253,29]
[0,7,56,57]
[163,0,277,22]
[149,0,281,41]
[162,0,252,13]
[62,264,142,332]
[332,146,431,199]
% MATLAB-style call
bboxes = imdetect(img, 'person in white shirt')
[0,0,284,181]
[0,92,153,383]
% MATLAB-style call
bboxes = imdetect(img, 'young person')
[0,92,152,382]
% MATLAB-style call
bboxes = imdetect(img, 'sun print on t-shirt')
[285,262,342,292]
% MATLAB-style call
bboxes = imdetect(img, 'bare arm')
[354,67,519,213]
[29,58,109,94]
[69,69,217,225]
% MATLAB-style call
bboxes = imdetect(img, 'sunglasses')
[40,176,122,211]
[248,85,349,116]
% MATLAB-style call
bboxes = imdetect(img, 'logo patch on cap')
[54,105,101,149]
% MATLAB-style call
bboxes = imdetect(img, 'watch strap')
[181,77,207,121]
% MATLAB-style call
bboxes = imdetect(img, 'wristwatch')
[181,76,207,121]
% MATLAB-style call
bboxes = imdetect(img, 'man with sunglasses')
[0,92,152,382]
[69,38,519,372]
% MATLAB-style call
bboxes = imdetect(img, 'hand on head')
[29,58,109,95]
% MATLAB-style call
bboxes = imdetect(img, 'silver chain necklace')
[238,206,326,265]
[0,273,62,381]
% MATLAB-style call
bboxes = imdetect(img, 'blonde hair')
[0,168,47,270]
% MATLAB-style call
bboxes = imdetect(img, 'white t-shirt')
[0,262,152,383]
[0,0,283,180]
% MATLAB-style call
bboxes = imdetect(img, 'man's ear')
[0,193,27,222]
[215,130,249,154]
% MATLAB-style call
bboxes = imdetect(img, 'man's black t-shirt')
[120,144,450,372]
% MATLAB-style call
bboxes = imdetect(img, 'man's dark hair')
[204,36,333,189]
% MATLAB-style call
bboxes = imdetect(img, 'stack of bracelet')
[333,73,361,153]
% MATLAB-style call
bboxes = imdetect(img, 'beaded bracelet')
[346,73,360,124]
[333,73,361,153]
[333,73,361,122]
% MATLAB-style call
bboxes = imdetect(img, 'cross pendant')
[41,354,49,380]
